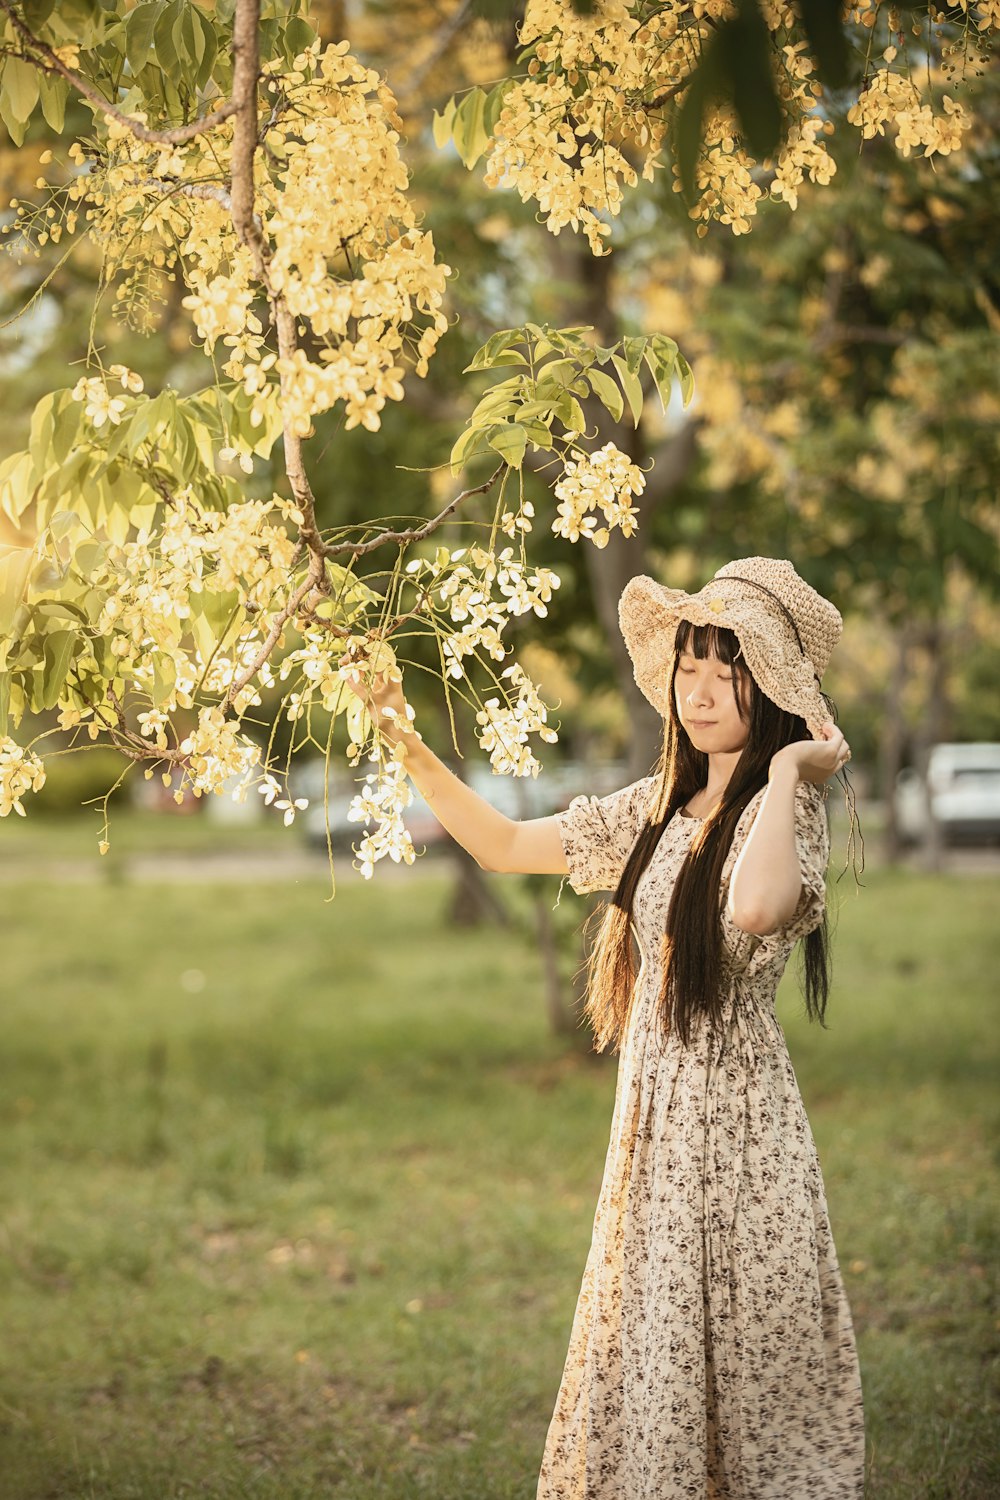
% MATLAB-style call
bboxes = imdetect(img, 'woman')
[349,556,866,1499]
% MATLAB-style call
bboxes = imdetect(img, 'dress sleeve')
[777,778,831,944]
[718,778,830,972]
[556,775,657,895]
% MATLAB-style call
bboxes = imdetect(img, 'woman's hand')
[342,666,415,749]
[770,719,851,788]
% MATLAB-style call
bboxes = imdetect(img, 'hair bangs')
[674,617,742,666]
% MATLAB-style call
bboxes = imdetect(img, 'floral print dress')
[538,775,866,1500]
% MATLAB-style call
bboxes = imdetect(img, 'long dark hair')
[582,617,833,1054]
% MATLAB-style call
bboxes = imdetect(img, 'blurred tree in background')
[0,0,997,872]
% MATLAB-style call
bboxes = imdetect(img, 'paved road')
[5,842,998,884]
[4,847,429,884]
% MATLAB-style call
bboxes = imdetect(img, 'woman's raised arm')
[343,671,569,877]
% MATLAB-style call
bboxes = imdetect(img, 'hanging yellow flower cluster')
[480,0,989,247]
[19,41,451,447]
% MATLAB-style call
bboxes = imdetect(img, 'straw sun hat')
[618,557,843,740]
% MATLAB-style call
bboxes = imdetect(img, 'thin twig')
[320,465,505,559]
[221,551,325,710]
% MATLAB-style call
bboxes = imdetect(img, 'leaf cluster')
[451,322,694,474]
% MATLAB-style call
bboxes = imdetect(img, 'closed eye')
[678,664,733,681]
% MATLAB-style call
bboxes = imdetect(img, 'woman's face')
[673,643,751,755]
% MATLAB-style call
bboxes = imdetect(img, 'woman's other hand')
[770,720,851,788]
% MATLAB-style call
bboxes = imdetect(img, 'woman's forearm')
[727,758,803,935]
[390,731,522,872]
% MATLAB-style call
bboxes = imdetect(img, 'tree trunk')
[878,622,914,864]
[446,840,510,927]
[535,891,577,1035]
[432,700,510,928]
[913,616,951,874]
[550,240,698,779]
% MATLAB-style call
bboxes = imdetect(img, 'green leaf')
[44,390,83,466]
[47,511,84,543]
[125,390,174,456]
[0,547,32,635]
[622,337,647,377]
[611,355,644,428]
[42,629,77,710]
[126,1,163,75]
[38,73,68,133]
[555,392,586,436]
[487,423,528,470]
[675,64,711,203]
[676,352,696,406]
[23,0,57,25]
[449,424,488,476]
[34,598,89,624]
[3,57,40,125]
[36,453,95,535]
[650,334,679,364]
[534,358,580,392]
[102,494,133,544]
[587,368,624,422]
[195,6,219,89]
[325,563,378,624]
[170,408,199,481]
[175,4,203,86]
[0,452,38,525]
[150,649,176,708]
[29,392,58,473]
[468,377,523,425]
[483,78,514,136]
[432,95,457,151]
[465,329,527,372]
[190,588,242,663]
[153,0,184,83]
[643,345,676,414]
[520,420,554,451]
[515,399,560,421]
[452,87,490,170]
[44,0,104,45]
[0,670,9,737]
[281,15,315,63]
[720,0,782,160]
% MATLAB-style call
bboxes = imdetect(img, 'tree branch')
[394,0,474,111]
[221,550,327,711]
[320,464,505,559]
[0,0,242,145]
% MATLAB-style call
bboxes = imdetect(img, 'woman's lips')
[689,720,716,727]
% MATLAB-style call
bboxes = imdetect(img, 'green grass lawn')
[0,850,997,1499]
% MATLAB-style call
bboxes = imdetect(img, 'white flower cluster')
[475,662,558,778]
[434,545,561,680]
[201,634,277,703]
[71,364,144,427]
[0,736,46,817]
[177,706,261,800]
[347,754,417,878]
[257,771,309,826]
[83,493,298,724]
[552,442,645,547]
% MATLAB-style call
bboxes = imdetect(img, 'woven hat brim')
[618,575,833,738]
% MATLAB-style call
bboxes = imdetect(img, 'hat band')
[717,573,820,684]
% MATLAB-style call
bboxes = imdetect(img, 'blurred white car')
[291,757,631,852]
[894,742,1000,845]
